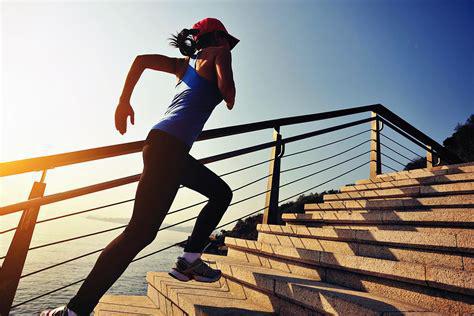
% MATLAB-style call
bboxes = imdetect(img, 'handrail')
[9,157,371,311]
[0,117,374,215]
[0,140,144,177]
[0,103,464,315]
[373,105,461,163]
[0,104,373,176]
[0,131,371,235]
[1,103,460,177]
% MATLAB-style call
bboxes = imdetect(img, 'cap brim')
[225,34,240,50]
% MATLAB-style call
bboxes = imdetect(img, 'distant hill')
[405,114,474,170]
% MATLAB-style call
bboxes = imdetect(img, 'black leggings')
[67,129,233,315]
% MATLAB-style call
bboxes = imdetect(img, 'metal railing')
[0,104,462,314]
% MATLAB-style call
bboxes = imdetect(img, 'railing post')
[370,112,382,178]
[0,171,47,316]
[426,145,438,168]
[263,126,283,225]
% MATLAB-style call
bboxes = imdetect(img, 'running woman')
[41,17,238,316]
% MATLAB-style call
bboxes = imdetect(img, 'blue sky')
[1,0,473,230]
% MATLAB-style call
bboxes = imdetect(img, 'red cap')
[192,17,239,50]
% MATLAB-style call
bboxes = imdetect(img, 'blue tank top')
[151,50,224,148]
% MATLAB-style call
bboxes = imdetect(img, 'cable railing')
[380,142,418,164]
[382,163,399,173]
[0,104,462,314]
[1,133,368,259]
[0,132,370,236]
[10,158,371,310]
[1,147,370,261]
[11,151,370,283]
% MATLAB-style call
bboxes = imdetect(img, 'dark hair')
[168,28,228,56]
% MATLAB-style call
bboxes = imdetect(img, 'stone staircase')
[94,162,474,315]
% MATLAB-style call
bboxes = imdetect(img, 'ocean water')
[2,218,194,315]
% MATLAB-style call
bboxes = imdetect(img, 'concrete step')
[342,172,474,193]
[94,295,163,316]
[202,254,431,315]
[286,223,474,235]
[325,182,474,202]
[201,255,323,316]
[224,237,474,296]
[146,271,276,315]
[258,223,474,255]
[355,162,474,185]
[304,194,474,211]
[256,231,473,271]
[282,208,474,227]
[224,238,474,314]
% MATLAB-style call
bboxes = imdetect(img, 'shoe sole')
[39,307,67,316]
[168,268,221,283]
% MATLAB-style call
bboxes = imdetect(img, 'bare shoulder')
[201,46,231,61]
[176,56,189,69]
[175,56,190,78]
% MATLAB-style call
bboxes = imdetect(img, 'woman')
[41,17,238,316]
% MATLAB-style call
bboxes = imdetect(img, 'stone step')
[256,231,473,271]
[325,182,474,202]
[202,254,431,315]
[224,237,474,296]
[355,163,474,185]
[282,209,474,227]
[146,271,276,315]
[286,223,474,235]
[224,238,474,314]
[94,294,163,316]
[304,194,474,211]
[341,172,474,193]
[201,255,323,316]
[257,224,474,255]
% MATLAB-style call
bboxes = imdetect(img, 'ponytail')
[168,28,199,57]
[169,28,227,56]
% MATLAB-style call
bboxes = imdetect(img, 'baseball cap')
[191,18,239,50]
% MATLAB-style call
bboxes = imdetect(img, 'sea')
[1,215,195,315]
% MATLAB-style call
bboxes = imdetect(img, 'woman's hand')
[114,100,135,135]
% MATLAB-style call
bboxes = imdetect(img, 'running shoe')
[168,256,222,282]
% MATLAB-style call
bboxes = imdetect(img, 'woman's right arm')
[215,49,236,110]
[119,54,182,103]
[115,54,183,135]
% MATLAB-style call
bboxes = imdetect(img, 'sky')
[1,0,473,234]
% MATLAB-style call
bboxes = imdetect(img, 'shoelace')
[193,259,218,276]
[176,256,218,277]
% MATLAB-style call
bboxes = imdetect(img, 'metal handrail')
[0,104,372,176]
[0,116,375,215]
[0,103,460,177]
[0,103,464,315]
[0,148,370,259]
[9,157,371,310]
[0,130,370,235]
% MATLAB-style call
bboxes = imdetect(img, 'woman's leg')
[179,154,233,253]
[66,129,190,316]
